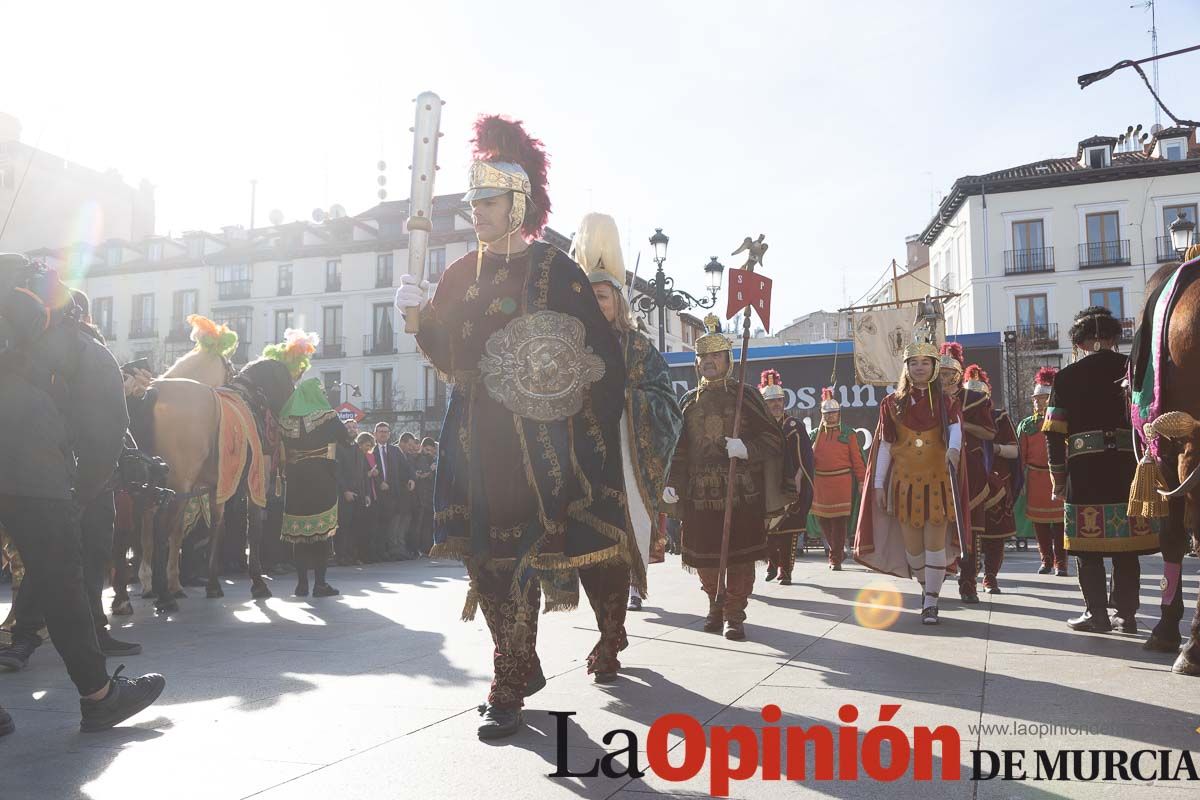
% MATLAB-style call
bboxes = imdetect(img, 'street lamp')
[632,227,724,353]
[1170,211,1195,258]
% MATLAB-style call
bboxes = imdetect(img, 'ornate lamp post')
[632,228,725,352]
[1170,211,1196,258]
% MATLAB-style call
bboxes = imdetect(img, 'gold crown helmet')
[902,330,940,362]
[695,313,733,355]
[570,213,626,289]
[465,160,531,239]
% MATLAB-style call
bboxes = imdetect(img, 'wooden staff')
[715,236,768,608]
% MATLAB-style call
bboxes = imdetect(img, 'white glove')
[394,274,429,317]
[662,487,678,504]
[725,437,748,460]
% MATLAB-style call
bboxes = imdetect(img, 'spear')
[715,236,769,608]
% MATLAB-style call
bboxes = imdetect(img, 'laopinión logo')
[548,704,1200,797]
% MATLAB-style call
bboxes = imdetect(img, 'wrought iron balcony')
[217,279,252,300]
[129,318,158,339]
[326,276,342,292]
[1003,247,1055,275]
[1006,322,1059,350]
[1156,234,1197,263]
[98,321,116,341]
[376,269,393,288]
[313,337,346,359]
[363,334,397,356]
[1078,240,1130,268]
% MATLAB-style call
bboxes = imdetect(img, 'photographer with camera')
[0,255,165,738]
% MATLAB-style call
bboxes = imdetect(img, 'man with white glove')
[665,323,784,642]
[394,274,429,318]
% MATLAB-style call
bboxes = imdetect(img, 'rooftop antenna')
[1132,0,1162,127]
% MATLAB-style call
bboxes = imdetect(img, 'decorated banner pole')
[716,235,773,607]
[403,91,444,334]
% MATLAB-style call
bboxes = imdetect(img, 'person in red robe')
[962,365,1018,593]
[939,343,994,604]
[1017,368,1067,575]
[854,324,969,624]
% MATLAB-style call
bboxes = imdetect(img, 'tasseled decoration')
[1128,442,1168,519]
[460,585,480,621]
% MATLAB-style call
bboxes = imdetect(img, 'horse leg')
[1145,446,1186,651]
[167,508,188,599]
[110,498,134,616]
[248,503,271,599]
[155,500,183,614]
[137,498,157,598]
[206,491,226,599]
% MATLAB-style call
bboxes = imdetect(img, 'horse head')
[236,358,296,417]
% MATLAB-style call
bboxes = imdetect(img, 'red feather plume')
[471,115,550,239]
[1034,366,1057,386]
[964,363,991,388]
[759,368,782,388]
[939,341,964,364]
[821,387,835,402]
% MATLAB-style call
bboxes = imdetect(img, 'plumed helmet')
[464,115,550,240]
[759,368,785,400]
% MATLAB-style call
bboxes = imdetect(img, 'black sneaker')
[0,637,40,671]
[959,590,980,605]
[921,606,939,625]
[97,631,143,658]
[1037,565,1052,574]
[627,594,642,611]
[477,705,523,740]
[0,704,13,737]
[312,583,340,597]
[79,665,166,733]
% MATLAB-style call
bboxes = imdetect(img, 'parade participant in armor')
[855,322,966,624]
[1044,307,1160,633]
[962,365,1018,593]
[809,387,866,571]
[395,116,627,739]
[666,316,783,641]
[1017,368,1067,575]
[758,369,812,585]
[939,342,993,604]
[269,330,350,599]
[573,212,682,618]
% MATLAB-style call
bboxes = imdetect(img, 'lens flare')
[854,580,903,630]
[60,201,104,284]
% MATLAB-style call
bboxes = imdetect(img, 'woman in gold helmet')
[854,324,968,625]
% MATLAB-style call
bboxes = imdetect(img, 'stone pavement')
[1,549,1198,800]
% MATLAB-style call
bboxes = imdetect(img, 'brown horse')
[1133,253,1200,675]
[118,346,233,613]
[144,358,293,612]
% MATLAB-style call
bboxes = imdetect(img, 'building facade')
[31,193,698,434]
[919,126,1200,414]
[775,309,852,344]
[0,113,155,254]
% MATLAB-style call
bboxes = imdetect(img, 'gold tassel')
[1127,444,1169,519]
[460,586,479,621]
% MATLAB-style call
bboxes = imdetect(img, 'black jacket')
[0,323,128,502]
[373,443,415,494]
[336,441,369,499]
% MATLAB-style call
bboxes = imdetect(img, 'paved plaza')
[1,549,1198,800]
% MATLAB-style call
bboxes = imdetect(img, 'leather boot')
[703,599,724,633]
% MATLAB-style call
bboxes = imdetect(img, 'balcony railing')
[166,320,191,341]
[364,334,397,356]
[313,337,346,359]
[1078,239,1130,268]
[1006,322,1059,350]
[217,280,252,300]
[231,342,250,364]
[98,322,116,341]
[1120,318,1136,343]
[129,318,158,339]
[376,270,393,288]
[1156,234,1197,263]
[277,282,293,296]
[326,276,342,292]
[1003,247,1055,275]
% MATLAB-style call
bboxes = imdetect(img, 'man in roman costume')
[573,211,682,642]
[394,116,627,739]
[758,369,812,586]
[854,323,967,624]
[938,342,993,605]
[1016,368,1067,575]
[809,387,866,571]
[962,365,1019,593]
[666,316,783,641]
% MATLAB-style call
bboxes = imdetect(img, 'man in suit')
[372,422,415,560]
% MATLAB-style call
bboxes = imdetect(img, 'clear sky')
[4,0,1198,326]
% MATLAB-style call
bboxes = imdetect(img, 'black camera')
[117,447,174,505]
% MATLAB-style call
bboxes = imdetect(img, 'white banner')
[851,308,944,386]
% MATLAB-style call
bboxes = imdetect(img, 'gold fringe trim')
[532,541,627,572]
[429,537,471,562]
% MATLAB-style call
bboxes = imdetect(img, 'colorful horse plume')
[187,314,239,359]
